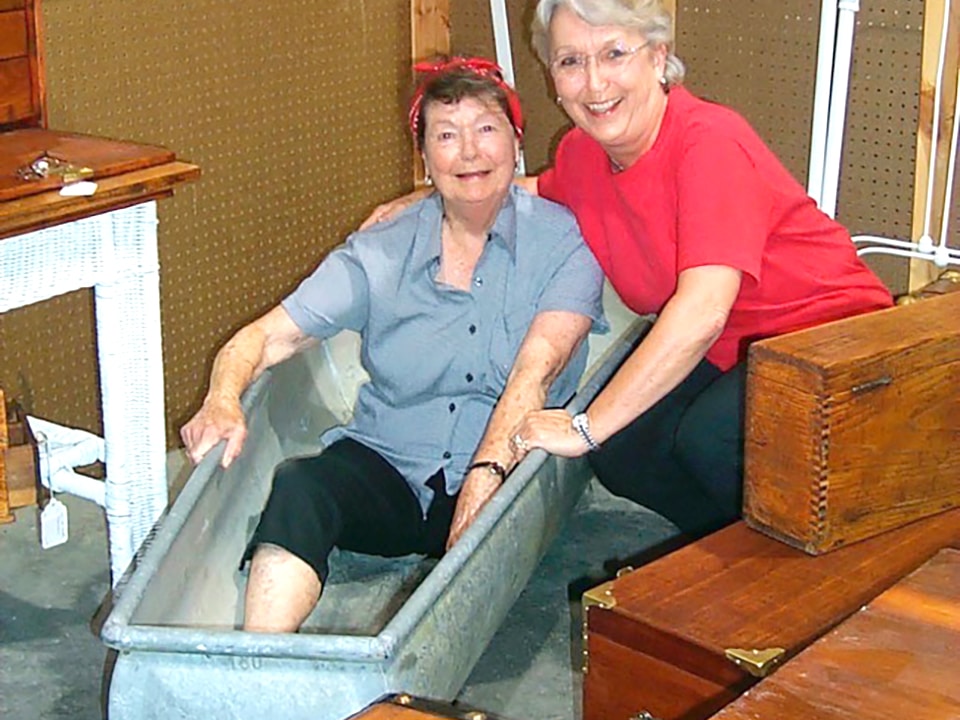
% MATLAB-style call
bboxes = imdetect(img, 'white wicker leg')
[94,202,169,583]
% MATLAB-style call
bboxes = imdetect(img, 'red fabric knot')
[408,56,525,145]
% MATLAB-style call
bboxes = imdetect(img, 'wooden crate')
[581,512,960,720]
[348,693,508,720]
[744,291,960,554]
[709,548,960,719]
[0,385,10,522]
[0,389,41,523]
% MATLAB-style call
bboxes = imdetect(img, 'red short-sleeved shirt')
[539,86,893,371]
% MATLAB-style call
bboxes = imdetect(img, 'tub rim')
[100,317,649,662]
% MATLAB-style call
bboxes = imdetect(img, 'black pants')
[243,438,457,582]
[589,359,746,537]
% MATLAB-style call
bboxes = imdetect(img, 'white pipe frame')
[819,0,861,219]
[852,0,960,269]
[808,0,841,206]
[28,415,107,508]
[490,0,526,176]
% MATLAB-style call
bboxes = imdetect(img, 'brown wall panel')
[0,0,413,446]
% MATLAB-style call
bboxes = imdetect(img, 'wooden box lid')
[0,0,44,130]
[585,512,960,683]
[709,548,960,719]
[0,128,175,202]
[747,292,960,390]
[348,694,508,720]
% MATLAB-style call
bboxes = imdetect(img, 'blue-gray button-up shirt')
[282,185,606,512]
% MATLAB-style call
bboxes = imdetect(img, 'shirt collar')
[411,187,519,273]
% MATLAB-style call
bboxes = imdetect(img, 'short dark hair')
[414,67,519,149]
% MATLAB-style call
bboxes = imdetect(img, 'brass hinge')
[388,693,501,720]
[581,572,626,674]
[724,647,786,677]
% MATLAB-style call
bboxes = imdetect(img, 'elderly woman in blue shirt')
[180,58,606,633]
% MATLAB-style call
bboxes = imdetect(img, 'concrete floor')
[0,452,677,720]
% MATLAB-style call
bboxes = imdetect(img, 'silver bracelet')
[571,412,601,452]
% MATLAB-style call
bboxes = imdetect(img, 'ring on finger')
[513,433,528,451]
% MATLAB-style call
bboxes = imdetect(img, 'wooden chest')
[348,694,506,720]
[709,548,960,720]
[744,291,960,554]
[0,388,40,523]
[581,511,960,720]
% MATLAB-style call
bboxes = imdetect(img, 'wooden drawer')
[745,291,960,554]
[710,548,960,719]
[582,512,960,720]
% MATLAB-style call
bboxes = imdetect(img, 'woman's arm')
[445,309,591,549]
[180,306,315,468]
[515,264,742,456]
[359,176,540,230]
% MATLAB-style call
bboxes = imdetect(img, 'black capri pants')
[589,358,747,538]
[243,438,457,583]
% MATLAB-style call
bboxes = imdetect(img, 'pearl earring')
[556,96,563,105]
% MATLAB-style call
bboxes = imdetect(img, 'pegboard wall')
[0,0,412,447]
[0,0,951,451]
[679,0,924,290]
[451,1,574,174]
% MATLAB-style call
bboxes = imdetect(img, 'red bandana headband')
[408,56,525,144]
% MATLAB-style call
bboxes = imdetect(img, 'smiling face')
[421,95,519,213]
[548,4,668,167]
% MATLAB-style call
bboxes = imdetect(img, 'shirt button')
[443,451,451,460]
[468,324,477,334]
[465,373,474,382]
[448,402,456,413]
[474,277,483,287]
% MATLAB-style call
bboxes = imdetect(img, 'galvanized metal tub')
[101,284,647,720]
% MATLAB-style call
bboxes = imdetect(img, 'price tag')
[40,496,69,549]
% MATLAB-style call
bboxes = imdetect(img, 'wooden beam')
[410,0,450,187]
[909,0,959,291]
[0,387,13,524]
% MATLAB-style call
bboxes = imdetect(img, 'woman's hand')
[445,467,502,551]
[359,188,433,230]
[511,409,589,459]
[180,397,248,468]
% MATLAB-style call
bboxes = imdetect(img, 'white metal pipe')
[854,233,960,268]
[28,415,107,506]
[919,0,953,251]
[820,0,860,218]
[490,0,526,175]
[936,29,960,256]
[28,416,105,468]
[856,245,960,267]
[49,469,107,507]
[808,0,840,205]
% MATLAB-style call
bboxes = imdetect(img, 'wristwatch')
[571,412,601,452]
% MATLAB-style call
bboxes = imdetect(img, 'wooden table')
[0,152,199,583]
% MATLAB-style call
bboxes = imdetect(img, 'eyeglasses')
[549,42,649,81]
